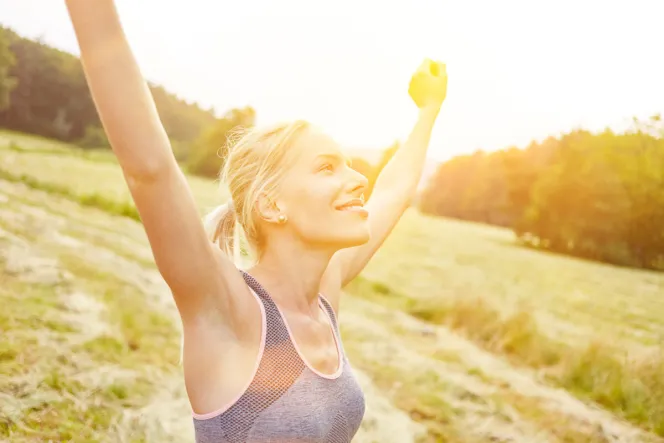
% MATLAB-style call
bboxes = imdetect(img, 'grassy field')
[1,130,664,443]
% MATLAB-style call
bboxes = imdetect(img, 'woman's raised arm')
[65,0,248,326]
[324,59,448,308]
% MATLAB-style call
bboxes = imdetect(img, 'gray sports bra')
[192,271,366,442]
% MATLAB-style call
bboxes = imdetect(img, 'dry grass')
[2,129,664,442]
[348,273,664,438]
[0,179,192,442]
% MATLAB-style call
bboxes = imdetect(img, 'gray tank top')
[192,270,366,442]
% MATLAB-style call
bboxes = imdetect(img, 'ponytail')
[203,201,242,265]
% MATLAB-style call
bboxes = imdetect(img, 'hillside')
[2,131,664,443]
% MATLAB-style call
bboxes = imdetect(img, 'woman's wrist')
[418,104,441,121]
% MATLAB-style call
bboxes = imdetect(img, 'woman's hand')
[408,59,448,110]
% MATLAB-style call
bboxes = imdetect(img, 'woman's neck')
[247,240,335,317]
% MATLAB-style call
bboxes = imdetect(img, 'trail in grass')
[340,294,664,443]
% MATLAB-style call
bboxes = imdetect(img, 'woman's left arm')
[324,60,448,297]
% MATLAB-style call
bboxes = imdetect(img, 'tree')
[186,106,256,178]
[417,119,664,271]
[0,27,17,110]
[0,27,218,151]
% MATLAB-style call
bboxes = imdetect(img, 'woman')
[65,1,447,442]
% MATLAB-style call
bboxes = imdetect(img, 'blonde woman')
[66,1,447,441]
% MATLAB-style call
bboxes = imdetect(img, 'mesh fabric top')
[192,270,366,443]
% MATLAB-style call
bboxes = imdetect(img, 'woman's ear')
[256,193,285,224]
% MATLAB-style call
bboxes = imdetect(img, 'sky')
[1,0,663,161]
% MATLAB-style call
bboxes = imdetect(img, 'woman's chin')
[337,225,371,249]
[301,219,371,251]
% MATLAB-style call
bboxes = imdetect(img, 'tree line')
[419,116,664,271]
[0,26,395,184]
[0,26,396,181]
[3,26,660,271]
[0,26,241,177]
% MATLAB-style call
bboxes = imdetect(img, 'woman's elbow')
[123,155,176,184]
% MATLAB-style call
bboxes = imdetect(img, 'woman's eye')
[319,163,334,172]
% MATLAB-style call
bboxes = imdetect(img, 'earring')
[277,214,287,224]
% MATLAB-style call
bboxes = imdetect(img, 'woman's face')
[268,126,371,252]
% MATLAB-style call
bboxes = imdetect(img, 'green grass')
[0,129,80,153]
[2,129,664,442]
[0,188,186,442]
[0,130,225,217]
[338,294,619,442]
[348,273,664,437]
[0,271,163,441]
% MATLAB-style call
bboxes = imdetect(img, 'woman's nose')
[348,168,369,194]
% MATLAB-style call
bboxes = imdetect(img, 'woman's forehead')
[293,127,346,160]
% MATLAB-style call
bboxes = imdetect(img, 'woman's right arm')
[65,0,247,325]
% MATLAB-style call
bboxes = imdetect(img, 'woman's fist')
[408,59,448,110]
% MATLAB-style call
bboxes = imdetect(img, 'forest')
[1,25,662,271]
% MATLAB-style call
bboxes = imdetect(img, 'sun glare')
[1,0,663,162]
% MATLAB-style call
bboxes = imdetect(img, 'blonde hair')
[180,120,309,365]
[204,119,310,265]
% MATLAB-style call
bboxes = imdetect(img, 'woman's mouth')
[335,198,369,218]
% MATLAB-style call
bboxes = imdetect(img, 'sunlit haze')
[1,0,662,161]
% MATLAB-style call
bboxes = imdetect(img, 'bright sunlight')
[2,0,663,160]
[1,1,664,442]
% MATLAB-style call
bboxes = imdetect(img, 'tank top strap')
[318,295,339,333]
[239,270,303,358]
[240,270,346,363]
[240,269,271,303]
[317,294,348,360]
